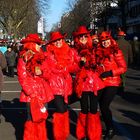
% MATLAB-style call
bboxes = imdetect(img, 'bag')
[30,97,48,123]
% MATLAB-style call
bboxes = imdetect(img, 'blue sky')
[45,0,68,31]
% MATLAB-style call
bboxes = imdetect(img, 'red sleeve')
[112,50,127,76]
[17,58,39,97]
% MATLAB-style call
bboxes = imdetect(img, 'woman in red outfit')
[41,31,79,140]
[73,26,105,140]
[96,31,127,140]
[17,34,53,140]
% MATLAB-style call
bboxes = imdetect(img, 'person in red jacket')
[41,31,79,140]
[17,34,54,140]
[96,31,127,140]
[73,25,105,140]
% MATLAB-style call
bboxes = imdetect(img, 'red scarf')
[96,39,119,64]
[19,50,45,75]
[47,42,70,68]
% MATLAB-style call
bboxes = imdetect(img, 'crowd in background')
[0,30,139,79]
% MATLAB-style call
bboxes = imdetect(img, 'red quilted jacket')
[17,58,54,103]
[97,50,127,87]
[41,44,80,103]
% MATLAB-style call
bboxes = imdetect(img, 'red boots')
[87,113,102,140]
[23,120,37,140]
[76,112,102,140]
[53,111,70,140]
[23,120,47,140]
[76,112,87,140]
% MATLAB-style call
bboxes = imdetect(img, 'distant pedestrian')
[92,34,99,49]
[116,30,133,92]
[4,46,16,77]
[131,36,140,68]
[116,30,133,67]
[0,50,7,122]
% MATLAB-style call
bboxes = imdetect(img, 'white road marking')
[1,91,20,93]
[4,81,19,83]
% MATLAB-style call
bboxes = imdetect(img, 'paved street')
[0,68,140,140]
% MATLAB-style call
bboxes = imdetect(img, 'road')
[0,68,140,140]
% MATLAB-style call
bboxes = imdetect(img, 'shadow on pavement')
[136,88,140,91]
[117,91,140,104]
[118,109,140,125]
[2,98,26,140]
[113,112,140,140]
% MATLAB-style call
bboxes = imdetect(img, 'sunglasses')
[79,34,88,38]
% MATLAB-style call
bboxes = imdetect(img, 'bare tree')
[0,0,50,37]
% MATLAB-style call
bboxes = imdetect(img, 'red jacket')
[17,58,54,103]
[74,43,105,97]
[97,50,127,87]
[41,43,80,103]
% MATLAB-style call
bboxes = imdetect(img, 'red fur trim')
[20,50,45,76]
[76,112,87,140]
[53,113,68,140]
[47,42,70,68]
[96,39,119,64]
[64,111,70,138]
[23,121,37,140]
[87,113,102,140]
[75,68,87,97]
[36,120,48,140]
[74,34,93,51]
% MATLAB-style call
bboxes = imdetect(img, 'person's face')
[78,34,88,45]
[8,48,12,52]
[92,38,99,45]
[53,39,63,48]
[35,44,41,52]
[101,39,111,48]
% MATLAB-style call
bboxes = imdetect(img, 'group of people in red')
[17,25,127,140]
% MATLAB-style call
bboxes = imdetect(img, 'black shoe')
[103,128,115,140]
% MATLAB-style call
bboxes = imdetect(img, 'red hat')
[20,33,43,45]
[117,31,126,36]
[73,25,91,37]
[99,31,112,41]
[48,31,66,43]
